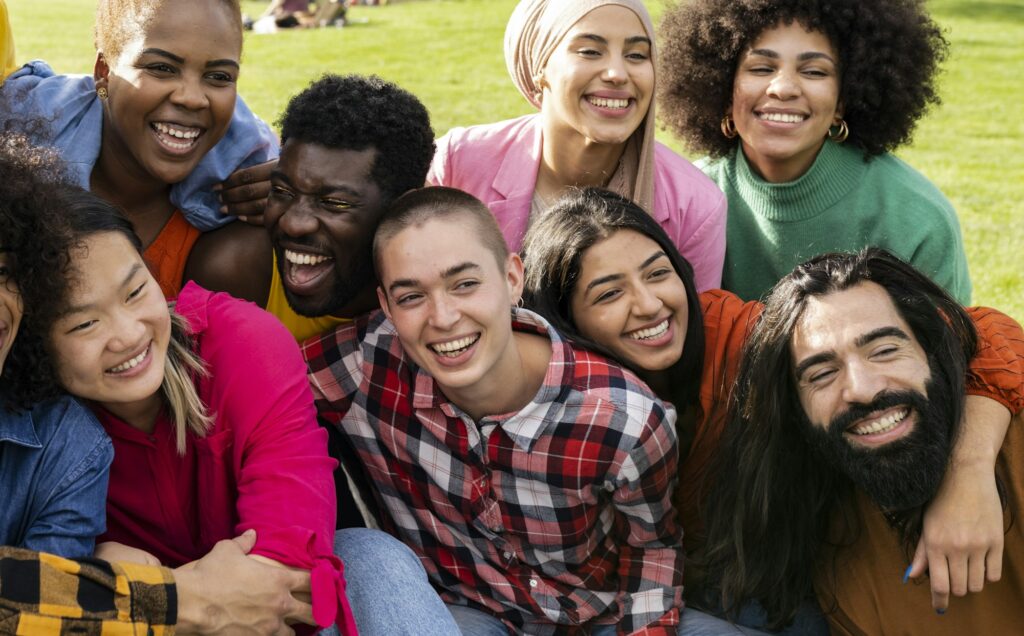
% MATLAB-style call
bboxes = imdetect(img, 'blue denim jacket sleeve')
[0,396,113,558]
[2,60,280,231]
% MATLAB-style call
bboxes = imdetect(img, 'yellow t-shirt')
[1,0,16,82]
[264,251,349,342]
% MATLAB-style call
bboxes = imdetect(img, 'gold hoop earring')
[828,119,849,143]
[720,114,738,139]
[96,86,108,100]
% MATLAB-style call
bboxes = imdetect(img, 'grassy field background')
[9,0,1022,320]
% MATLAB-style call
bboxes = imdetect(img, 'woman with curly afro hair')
[0,134,114,559]
[658,0,971,304]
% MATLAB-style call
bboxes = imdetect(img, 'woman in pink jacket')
[428,0,727,291]
[14,187,461,635]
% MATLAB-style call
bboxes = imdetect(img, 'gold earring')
[96,86,108,100]
[720,114,738,139]
[828,118,849,143]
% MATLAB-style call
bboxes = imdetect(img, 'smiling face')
[376,216,524,405]
[731,21,841,182]
[0,250,22,375]
[539,4,654,148]
[49,232,170,423]
[95,0,241,188]
[265,141,384,317]
[791,282,931,450]
[570,230,687,372]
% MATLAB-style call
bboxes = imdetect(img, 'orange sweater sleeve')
[966,307,1024,414]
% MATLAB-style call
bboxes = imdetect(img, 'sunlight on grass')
[8,0,1022,319]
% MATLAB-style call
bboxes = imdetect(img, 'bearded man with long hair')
[701,248,1024,635]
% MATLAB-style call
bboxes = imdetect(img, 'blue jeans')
[445,604,772,635]
[323,528,461,635]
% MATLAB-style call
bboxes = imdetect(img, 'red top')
[95,282,354,632]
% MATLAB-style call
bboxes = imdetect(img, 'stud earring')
[96,86,108,100]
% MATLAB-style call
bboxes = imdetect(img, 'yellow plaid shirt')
[0,547,175,635]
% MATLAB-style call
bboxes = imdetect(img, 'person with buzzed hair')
[305,186,685,634]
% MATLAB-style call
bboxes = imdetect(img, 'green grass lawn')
[9,0,1023,320]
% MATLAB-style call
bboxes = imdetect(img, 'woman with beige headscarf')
[427,0,727,292]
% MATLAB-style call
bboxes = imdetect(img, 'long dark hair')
[521,188,704,407]
[700,247,977,628]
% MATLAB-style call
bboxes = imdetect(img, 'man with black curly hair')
[186,74,435,343]
[657,0,970,305]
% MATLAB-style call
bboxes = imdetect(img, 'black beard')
[800,379,958,512]
[274,243,375,318]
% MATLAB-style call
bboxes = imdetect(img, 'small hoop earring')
[513,297,524,310]
[828,118,849,143]
[96,86,108,100]
[720,114,738,139]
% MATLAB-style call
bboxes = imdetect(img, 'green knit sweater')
[700,141,971,303]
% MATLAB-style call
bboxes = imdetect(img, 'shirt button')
[529,578,538,588]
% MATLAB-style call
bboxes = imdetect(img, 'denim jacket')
[1,61,279,231]
[0,395,112,558]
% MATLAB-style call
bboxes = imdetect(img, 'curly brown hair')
[0,134,73,409]
[657,0,949,158]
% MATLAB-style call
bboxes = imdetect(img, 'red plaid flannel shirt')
[304,308,683,635]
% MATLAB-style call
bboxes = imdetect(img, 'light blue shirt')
[0,395,112,558]
[1,61,279,231]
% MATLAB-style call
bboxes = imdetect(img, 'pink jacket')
[428,114,727,291]
[97,282,354,633]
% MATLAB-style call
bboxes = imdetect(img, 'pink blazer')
[428,114,727,291]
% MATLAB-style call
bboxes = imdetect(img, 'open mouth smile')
[847,407,910,436]
[152,122,203,153]
[106,343,151,374]
[283,248,335,291]
[627,319,669,341]
[756,111,808,124]
[586,95,632,110]
[429,334,480,358]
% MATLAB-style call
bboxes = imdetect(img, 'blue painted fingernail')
[937,608,946,616]
[902,565,912,583]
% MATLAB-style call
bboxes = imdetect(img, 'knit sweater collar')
[732,141,867,222]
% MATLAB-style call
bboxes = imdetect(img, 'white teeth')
[285,249,331,266]
[153,122,201,140]
[107,346,149,373]
[430,335,479,357]
[850,408,909,436]
[587,96,630,109]
[628,319,669,341]
[758,112,805,123]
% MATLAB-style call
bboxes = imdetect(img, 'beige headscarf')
[504,0,657,212]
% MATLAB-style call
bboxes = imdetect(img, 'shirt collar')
[410,308,577,452]
[0,404,42,449]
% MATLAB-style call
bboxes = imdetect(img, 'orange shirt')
[143,210,201,298]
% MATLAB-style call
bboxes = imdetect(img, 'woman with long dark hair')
[522,188,1020,630]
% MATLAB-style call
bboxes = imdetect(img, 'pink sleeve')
[197,291,353,632]
[653,146,727,292]
[682,192,727,292]
[427,128,457,187]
